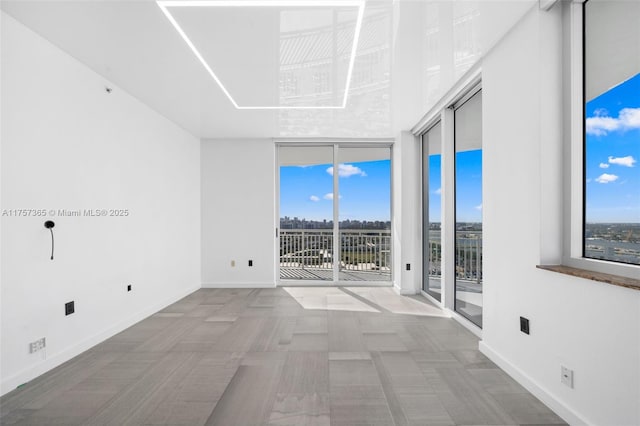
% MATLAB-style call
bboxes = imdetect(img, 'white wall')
[0,12,201,396]
[480,4,640,425]
[201,139,276,287]
[393,131,422,295]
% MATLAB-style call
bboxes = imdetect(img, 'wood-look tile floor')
[0,288,567,426]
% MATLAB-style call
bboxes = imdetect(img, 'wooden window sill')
[536,265,640,291]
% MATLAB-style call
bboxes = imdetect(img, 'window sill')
[536,264,640,291]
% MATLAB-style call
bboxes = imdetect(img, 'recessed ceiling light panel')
[157,0,365,110]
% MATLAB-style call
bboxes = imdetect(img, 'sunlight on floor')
[283,286,448,317]
[283,287,380,312]
[345,287,448,317]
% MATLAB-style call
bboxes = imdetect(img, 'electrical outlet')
[65,301,75,316]
[29,338,46,353]
[248,260,253,267]
[127,284,132,292]
[406,263,411,271]
[520,316,530,335]
[231,260,236,267]
[561,366,574,388]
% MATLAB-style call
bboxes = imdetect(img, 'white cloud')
[474,203,483,211]
[309,195,320,202]
[586,107,640,136]
[595,173,619,184]
[599,163,609,169]
[323,193,342,200]
[434,187,442,195]
[326,164,367,178]
[608,155,636,167]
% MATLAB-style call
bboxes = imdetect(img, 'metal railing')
[280,229,391,275]
[280,228,482,283]
[427,230,482,284]
[455,231,482,284]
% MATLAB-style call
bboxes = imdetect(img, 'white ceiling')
[1,0,536,139]
[1,0,393,139]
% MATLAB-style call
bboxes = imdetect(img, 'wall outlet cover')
[65,301,75,316]
[520,316,530,335]
[561,366,574,388]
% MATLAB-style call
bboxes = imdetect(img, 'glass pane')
[338,147,392,282]
[423,123,442,301]
[279,146,334,280]
[454,90,483,327]
[584,0,640,265]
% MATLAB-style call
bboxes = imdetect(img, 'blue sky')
[455,150,483,223]
[281,149,483,223]
[585,73,640,223]
[428,155,442,222]
[280,160,391,221]
[427,150,483,224]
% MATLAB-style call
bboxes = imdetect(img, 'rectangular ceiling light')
[157,0,366,110]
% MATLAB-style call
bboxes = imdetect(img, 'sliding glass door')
[454,90,483,327]
[279,146,334,281]
[338,147,391,282]
[422,123,443,300]
[278,144,392,283]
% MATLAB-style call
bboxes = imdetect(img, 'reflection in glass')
[278,3,391,137]
[453,2,480,80]
[422,123,442,300]
[454,90,483,327]
[422,2,481,112]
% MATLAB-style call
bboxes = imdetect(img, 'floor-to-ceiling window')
[422,122,443,300]
[278,144,392,284]
[454,89,483,327]
[583,0,640,266]
[338,147,392,282]
[279,146,334,281]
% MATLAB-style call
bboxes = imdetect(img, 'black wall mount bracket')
[44,221,55,260]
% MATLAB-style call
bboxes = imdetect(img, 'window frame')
[274,139,395,286]
[422,121,443,301]
[563,0,639,278]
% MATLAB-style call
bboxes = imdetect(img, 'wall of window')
[413,3,640,424]
[278,144,392,284]
[454,90,483,327]
[583,0,640,266]
[418,83,483,330]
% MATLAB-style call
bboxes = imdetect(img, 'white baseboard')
[201,282,276,289]
[1,284,200,397]
[393,284,418,295]
[479,341,589,426]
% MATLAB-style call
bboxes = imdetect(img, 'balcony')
[280,229,391,281]
[280,229,483,287]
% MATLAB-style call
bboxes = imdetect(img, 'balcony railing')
[280,229,391,275]
[427,230,483,284]
[280,229,482,283]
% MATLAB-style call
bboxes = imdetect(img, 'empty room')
[1,0,639,425]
